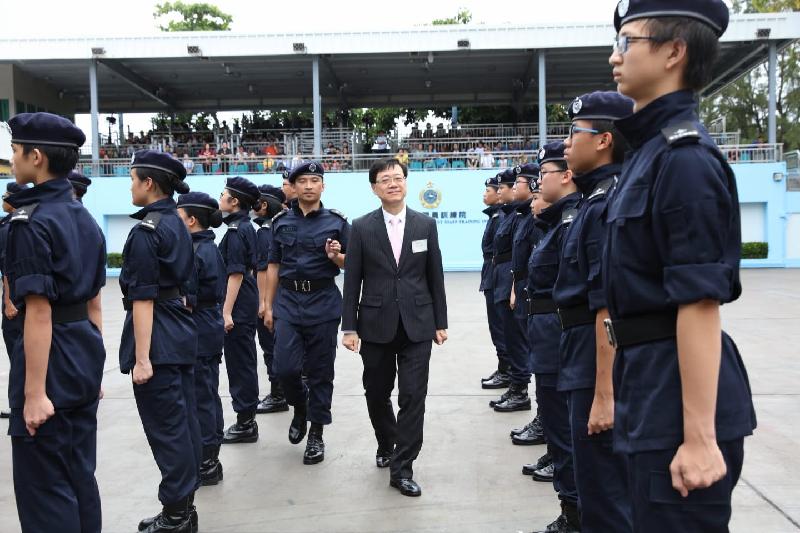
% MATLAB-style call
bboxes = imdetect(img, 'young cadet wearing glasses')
[553,91,634,533]
[605,1,756,531]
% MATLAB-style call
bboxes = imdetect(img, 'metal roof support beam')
[312,56,322,158]
[538,51,547,148]
[97,59,173,109]
[321,56,349,109]
[512,51,537,115]
[768,41,777,145]
[89,59,100,169]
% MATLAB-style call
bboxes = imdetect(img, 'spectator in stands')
[373,131,390,154]
[423,123,434,139]
[435,124,446,139]
[324,142,337,155]
[289,152,305,171]
[449,143,463,166]
[479,148,495,169]
[218,141,233,174]
[340,145,352,170]
[466,144,478,168]
[411,143,425,162]
[495,142,509,168]
[475,141,485,157]
[425,143,437,164]
[410,124,421,139]
[200,143,215,173]
[247,151,258,173]
[236,146,248,170]
[396,147,409,166]
[182,153,195,174]
[264,142,278,157]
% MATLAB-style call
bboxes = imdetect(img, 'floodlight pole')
[538,51,547,148]
[118,113,124,144]
[89,59,100,172]
[312,56,322,158]
[767,41,777,146]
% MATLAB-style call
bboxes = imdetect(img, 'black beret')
[288,161,324,183]
[131,150,189,194]
[67,170,92,193]
[568,91,634,122]
[225,176,260,202]
[258,184,286,204]
[484,175,501,189]
[177,191,219,211]
[497,168,516,186]
[513,163,540,180]
[8,112,85,149]
[5,182,29,195]
[614,0,729,37]
[537,142,566,166]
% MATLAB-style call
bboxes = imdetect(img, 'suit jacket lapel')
[397,208,417,271]
[373,208,398,272]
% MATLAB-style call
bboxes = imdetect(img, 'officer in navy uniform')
[605,1,756,530]
[264,161,350,465]
[526,142,581,533]
[489,168,532,412]
[5,112,106,533]
[218,176,261,443]
[254,184,290,414]
[553,91,634,532]
[508,163,547,445]
[479,174,509,390]
[177,192,227,487]
[67,170,91,203]
[120,150,201,533]
[0,182,29,419]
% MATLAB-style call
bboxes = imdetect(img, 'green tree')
[431,8,472,25]
[153,2,233,31]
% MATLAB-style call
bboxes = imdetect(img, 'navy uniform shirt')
[5,178,106,427]
[511,201,540,320]
[604,90,756,453]
[269,201,350,325]
[254,215,276,273]
[479,205,502,292]
[553,164,620,391]
[119,198,197,372]
[491,203,518,304]
[0,213,15,317]
[187,230,226,358]
[218,210,259,324]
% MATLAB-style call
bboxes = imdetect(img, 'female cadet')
[604,1,756,530]
[177,192,227,486]
[120,150,201,533]
[218,176,261,443]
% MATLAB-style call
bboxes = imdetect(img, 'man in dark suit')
[342,157,448,498]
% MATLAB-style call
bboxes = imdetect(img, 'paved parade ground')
[0,270,798,533]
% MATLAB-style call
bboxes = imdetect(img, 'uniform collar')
[537,191,581,227]
[191,229,216,242]
[614,90,698,150]
[253,216,267,226]
[572,163,621,197]
[291,200,325,218]
[515,198,533,214]
[482,204,500,216]
[131,197,176,220]
[5,177,73,208]
[500,202,517,215]
[223,209,250,225]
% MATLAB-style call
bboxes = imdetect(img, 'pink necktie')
[389,217,402,265]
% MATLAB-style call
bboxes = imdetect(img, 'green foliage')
[431,8,472,25]
[741,242,769,259]
[107,253,124,268]
[154,2,233,31]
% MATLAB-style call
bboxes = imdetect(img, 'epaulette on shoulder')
[272,209,288,223]
[227,221,239,231]
[329,208,347,221]
[491,212,500,219]
[662,121,701,146]
[561,208,577,225]
[10,203,39,223]
[138,211,163,231]
[587,177,616,201]
[261,220,272,229]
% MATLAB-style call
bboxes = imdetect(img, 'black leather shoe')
[510,413,542,436]
[493,384,532,412]
[531,461,554,482]
[289,414,308,444]
[482,371,511,389]
[522,452,552,476]
[256,393,289,414]
[138,506,197,533]
[489,389,511,408]
[530,501,581,533]
[222,417,258,444]
[512,424,546,445]
[0,409,10,419]
[376,448,393,468]
[481,369,500,382]
[390,478,422,497]
[303,433,325,465]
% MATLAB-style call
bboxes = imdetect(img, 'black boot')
[138,497,195,533]
[199,445,223,486]
[511,413,543,436]
[303,423,325,465]
[493,383,532,412]
[522,451,552,476]
[288,404,308,444]
[222,411,258,444]
[530,500,581,533]
[256,382,289,414]
[489,388,512,408]
[512,417,546,445]
[0,408,10,419]
[481,370,511,389]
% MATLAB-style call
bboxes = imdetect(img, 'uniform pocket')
[649,470,730,505]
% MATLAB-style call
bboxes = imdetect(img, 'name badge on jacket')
[412,239,428,253]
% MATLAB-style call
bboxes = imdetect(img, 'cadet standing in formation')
[264,162,349,465]
[67,170,91,203]
[6,113,107,532]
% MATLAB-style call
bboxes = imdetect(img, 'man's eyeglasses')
[540,169,566,177]
[376,176,406,186]
[613,34,659,55]
[569,124,600,138]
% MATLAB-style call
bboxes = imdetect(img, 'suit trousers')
[360,320,432,480]
[12,399,101,533]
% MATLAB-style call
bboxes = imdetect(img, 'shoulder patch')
[329,208,347,221]
[138,211,163,231]
[587,177,616,201]
[561,208,577,225]
[227,220,239,231]
[662,121,700,146]
[10,203,39,223]
[272,209,288,223]
[491,213,500,219]
[261,220,271,229]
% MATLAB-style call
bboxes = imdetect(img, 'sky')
[5,0,623,137]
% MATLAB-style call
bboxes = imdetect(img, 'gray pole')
[767,41,777,146]
[89,59,100,172]
[118,113,124,144]
[312,56,322,158]
[538,51,547,148]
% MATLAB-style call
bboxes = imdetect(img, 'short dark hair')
[226,188,255,211]
[181,205,223,229]
[368,158,408,184]
[543,160,568,172]
[644,17,720,92]
[21,144,79,175]
[133,167,175,196]
[590,120,629,164]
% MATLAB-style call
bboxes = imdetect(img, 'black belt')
[21,302,89,324]
[122,287,182,311]
[512,269,527,282]
[527,298,557,315]
[493,252,512,265]
[483,252,493,261]
[195,300,219,310]
[603,310,678,349]
[558,304,595,330]
[279,278,335,293]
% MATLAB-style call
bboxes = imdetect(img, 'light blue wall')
[1,162,797,272]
